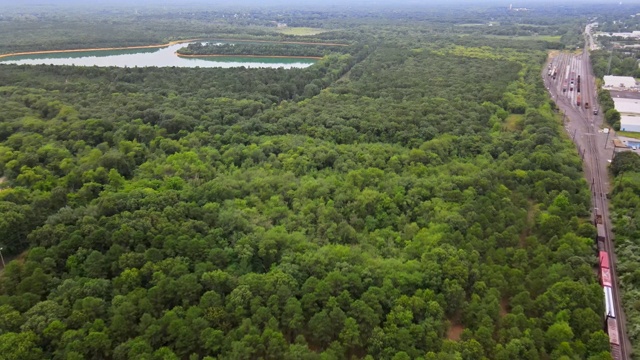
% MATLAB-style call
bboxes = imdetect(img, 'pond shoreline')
[0,39,200,59]
[0,38,348,60]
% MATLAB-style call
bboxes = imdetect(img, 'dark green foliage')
[611,151,640,176]
[177,42,353,57]
[610,152,640,355]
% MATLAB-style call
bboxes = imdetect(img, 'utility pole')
[605,130,611,148]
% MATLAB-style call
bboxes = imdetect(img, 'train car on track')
[601,264,612,288]
[597,223,606,243]
[600,251,612,287]
[608,318,622,359]
[577,94,581,106]
[594,208,603,225]
[604,285,616,319]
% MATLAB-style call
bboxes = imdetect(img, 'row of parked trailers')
[595,209,622,359]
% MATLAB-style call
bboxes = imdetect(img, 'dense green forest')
[610,152,640,356]
[177,42,351,58]
[0,3,622,360]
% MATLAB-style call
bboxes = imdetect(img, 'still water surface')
[0,42,317,68]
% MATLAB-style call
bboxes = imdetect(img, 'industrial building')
[603,76,637,90]
[612,98,640,114]
[597,31,640,39]
[610,98,640,133]
[620,116,640,133]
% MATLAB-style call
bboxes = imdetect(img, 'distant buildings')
[597,31,640,39]
[508,4,530,12]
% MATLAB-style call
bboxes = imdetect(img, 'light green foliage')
[0,7,604,360]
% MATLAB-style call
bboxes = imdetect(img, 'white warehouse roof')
[613,97,640,114]
[604,75,637,89]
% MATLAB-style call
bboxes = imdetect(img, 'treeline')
[609,151,640,356]
[591,49,640,79]
[177,42,351,58]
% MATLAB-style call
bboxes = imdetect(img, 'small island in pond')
[176,42,351,59]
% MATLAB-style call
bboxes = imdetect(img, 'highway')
[543,26,631,360]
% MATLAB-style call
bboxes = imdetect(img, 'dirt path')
[500,298,509,317]
[447,323,464,341]
[519,200,536,247]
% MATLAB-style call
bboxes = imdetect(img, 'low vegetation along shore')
[176,42,352,59]
[175,53,322,59]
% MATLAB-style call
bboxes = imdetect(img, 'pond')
[0,42,317,69]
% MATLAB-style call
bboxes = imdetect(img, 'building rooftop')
[613,98,640,114]
[604,75,637,89]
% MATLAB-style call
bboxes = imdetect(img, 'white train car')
[604,286,616,319]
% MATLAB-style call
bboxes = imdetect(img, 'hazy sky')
[3,0,640,11]
[4,0,640,5]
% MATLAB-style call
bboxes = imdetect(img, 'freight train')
[570,71,575,91]
[577,75,581,93]
[594,208,622,359]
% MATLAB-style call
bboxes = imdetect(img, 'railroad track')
[580,44,630,360]
[543,46,631,359]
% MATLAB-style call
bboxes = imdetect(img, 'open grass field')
[276,27,329,36]
[618,131,640,140]
[505,114,523,131]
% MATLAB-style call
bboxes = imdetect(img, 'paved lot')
[609,90,640,100]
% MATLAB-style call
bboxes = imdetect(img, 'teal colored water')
[0,42,317,69]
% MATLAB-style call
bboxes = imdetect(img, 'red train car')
[601,268,612,287]
[600,251,610,269]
